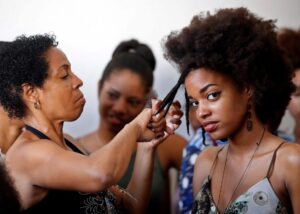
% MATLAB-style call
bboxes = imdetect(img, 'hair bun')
[112,39,156,71]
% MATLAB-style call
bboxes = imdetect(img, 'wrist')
[125,121,142,141]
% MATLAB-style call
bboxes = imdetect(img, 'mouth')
[201,121,218,133]
[107,114,125,127]
[76,94,86,106]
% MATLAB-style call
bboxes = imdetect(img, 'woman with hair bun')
[77,39,187,213]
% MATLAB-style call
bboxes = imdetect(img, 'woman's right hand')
[132,99,183,143]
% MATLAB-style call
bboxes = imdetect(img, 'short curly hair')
[278,28,300,71]
[0,34,58,118]
[163,7,294,131]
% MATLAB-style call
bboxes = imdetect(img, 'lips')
[77,96,86,105]
[202,121,218,133]
[107,114,125,126]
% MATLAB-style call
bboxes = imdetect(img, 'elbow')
[85,170,116,193]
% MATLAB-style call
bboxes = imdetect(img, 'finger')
[151,99,162,113]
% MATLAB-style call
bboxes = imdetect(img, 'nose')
[73,73,83,89]
[112,98,127,115]
[196,103,210,119]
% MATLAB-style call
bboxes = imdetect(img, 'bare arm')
[193,147,219,197]
[283,144,300,213]
[7,108,160,193]
[121,100,183,213]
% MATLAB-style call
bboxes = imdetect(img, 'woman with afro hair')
[160,7,300,213]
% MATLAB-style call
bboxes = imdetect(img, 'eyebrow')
[199,83,218,93]
[57,63,70,71]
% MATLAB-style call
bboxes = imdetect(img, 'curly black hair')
[278,28,300,71]
[161,7,294,132]
[99,39,155,94]
[0,34,58,119]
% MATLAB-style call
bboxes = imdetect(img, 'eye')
[128,98,142,108]
[61,73,69,80]
[189,100,199,108]
[107,91,119,100]
[207,91,221,100]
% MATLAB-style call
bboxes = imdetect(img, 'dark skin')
[189,68,300,213]
[77,69,187,213]
[5,47,182,213]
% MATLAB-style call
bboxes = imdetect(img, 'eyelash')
[61,74,69,80]
[189,91,221,107]
[207,91,221,100]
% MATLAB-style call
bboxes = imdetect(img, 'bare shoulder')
[6,135,62,174]
[278,143,300,167]
[193,146,223,195]
[160,133,187,149]
[195,146,223,170]
[158,134,187,169]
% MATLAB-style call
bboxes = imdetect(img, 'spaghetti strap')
[64,139,84,154]
[25,124,84,155]
[209,146,225,177]
[266,142,285,178]
[25,124,50,140]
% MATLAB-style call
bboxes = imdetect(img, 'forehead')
[44,47,70,72]
[185,68,231,89]
[102,69,147,95]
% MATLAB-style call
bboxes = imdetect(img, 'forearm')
[124,144,156,213]
[89,122,140,185]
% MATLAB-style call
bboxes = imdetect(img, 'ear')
[245,86,253,99]
[21,83,39,103]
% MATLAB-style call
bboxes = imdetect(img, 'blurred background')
[0,0,299,138]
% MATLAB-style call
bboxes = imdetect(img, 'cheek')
[128,106,144,119]
[99,99,111,117]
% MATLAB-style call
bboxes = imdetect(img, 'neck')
[23,115,65,147]
[97,122,118,145]
[228,119,267,155]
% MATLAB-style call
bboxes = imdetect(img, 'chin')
[109,124,125,134]
[65,109,84,122]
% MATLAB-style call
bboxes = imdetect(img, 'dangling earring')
[246,102,253,131]
[34,100,41,110]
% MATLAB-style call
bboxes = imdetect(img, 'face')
[99,69,147,133]
[188,103,202,132]
[185,68,249,140]
[288,69,300,124]
[37,47,85,122]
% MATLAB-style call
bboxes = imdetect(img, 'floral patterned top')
[192,143,290,214]
[178,128,227,214]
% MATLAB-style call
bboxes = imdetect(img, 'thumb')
[151,99,161,113]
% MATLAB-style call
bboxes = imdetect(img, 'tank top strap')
[266,142,286,178]
[25,124,50,140]
[25,124,84,155]
[209,146,225,177]
[64,138,84,154]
